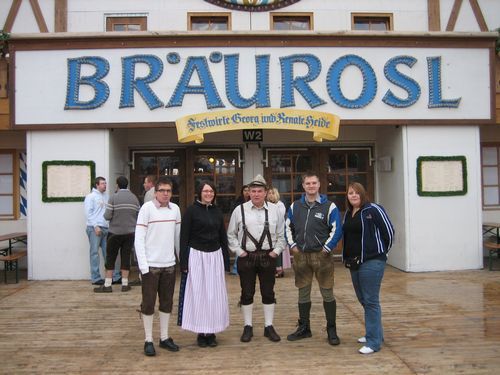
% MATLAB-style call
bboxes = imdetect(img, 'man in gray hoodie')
[94,176,140,293]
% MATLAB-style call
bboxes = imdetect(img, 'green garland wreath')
[42,160,96,202]
[416,156,467,197]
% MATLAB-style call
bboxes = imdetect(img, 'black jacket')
[180,200,230,271]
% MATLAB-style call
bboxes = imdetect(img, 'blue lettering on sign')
[326,54,377,109]
[382,56,421,108]
[427,56,461,108]
[63,52,462,112]
[280,54,326,108]
[225,54,271,108]
[166,56,223,109]
[120,55,164,109]
[65,56,110,109]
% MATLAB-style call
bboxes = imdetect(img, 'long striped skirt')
[180,247,230,334]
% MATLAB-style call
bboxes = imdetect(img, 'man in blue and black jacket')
[285,171,343,346]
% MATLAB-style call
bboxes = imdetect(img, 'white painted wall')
[376,125,407,270]
[404,126,483,271]
[27,129,110,280]
[2,1,499,35]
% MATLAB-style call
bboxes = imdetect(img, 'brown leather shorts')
[292,251,335,289]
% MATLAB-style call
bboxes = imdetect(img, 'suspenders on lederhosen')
[240,203,273,253]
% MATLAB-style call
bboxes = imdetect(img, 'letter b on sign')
[243,130,263,142]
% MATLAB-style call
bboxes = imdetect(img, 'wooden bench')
[483,242,500,271]
[0,249,27,283]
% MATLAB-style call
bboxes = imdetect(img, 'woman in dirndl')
[178,181,230,347]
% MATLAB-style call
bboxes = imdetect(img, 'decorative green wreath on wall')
[416,156,467,197]
[42,160,96,202]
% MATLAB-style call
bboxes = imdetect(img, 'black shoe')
[206,334,218,348]
[144,341,155,356]
[326,325,340,346]
[159,337,179,352]
[197,334,208,348]
[92,279,104,285]
[240,325,253,343]
[93,285,112,293]
[129,279,142,286]
[264,325,281,342]
[121,285,132,292]
[287,320,312,341]
[112,278,122,285]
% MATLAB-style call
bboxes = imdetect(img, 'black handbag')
[344,256,361,270]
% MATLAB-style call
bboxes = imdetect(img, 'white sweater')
[134,200,181,274]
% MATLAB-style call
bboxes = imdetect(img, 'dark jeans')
[105,233,134,271]
[140,266,176,315]
[238,250,276,305]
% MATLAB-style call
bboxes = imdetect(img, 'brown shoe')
[264,325,281,342]
[121,285,132,292]
[240,325,253,342]
[93,285,112,293]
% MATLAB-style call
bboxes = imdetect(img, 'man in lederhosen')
[227,175,286,343]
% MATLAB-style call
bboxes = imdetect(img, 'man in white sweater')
[135,176,181,357]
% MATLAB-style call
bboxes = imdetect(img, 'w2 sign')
[243,130,263,142]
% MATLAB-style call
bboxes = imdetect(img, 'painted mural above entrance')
[204,0,301,12]
[175,108,340,144]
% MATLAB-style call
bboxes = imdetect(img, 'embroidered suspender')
[240,203,273,251]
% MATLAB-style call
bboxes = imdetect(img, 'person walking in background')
[266,187,291,278]
[178,182,230,348]
[84,176,120,285]
[342,182,394,354]
[227,175,285,343]
[285,171,343,346]
[230,184,250,275]
[135,176,181,357]
[143,175,156,204]
[94,176,140,293]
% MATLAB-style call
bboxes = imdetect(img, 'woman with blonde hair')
[266,187,291,277]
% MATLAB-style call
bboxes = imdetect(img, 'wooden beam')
[468,0,488,31]
[427,0,441,31]
[446,0,463,31]
[29,0,49,33]
[54,0,67,32]
[3,0,23,33]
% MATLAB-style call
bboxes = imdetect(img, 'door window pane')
[0,154,13,173]
[483,147,498,166]
[483,167,499,185]
[0,196,13,215]
[484,187,500,206]
[0,175,13,194]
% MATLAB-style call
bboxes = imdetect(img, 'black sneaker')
[206,334,218,347]
[91,279,104,285]
[144,341,155,356]
[197,334,208,348]
[264,325,281,342]
[159,337,179,352]
[240,325,253,343]
[93,285,112,293]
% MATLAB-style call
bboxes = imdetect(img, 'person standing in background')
[84,177,120,285]
[143,175,156,204]
[266,187,291,278]
[94,176,140,293]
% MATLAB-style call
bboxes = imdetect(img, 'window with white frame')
[0,150,16,219]
[482,144,500,207]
